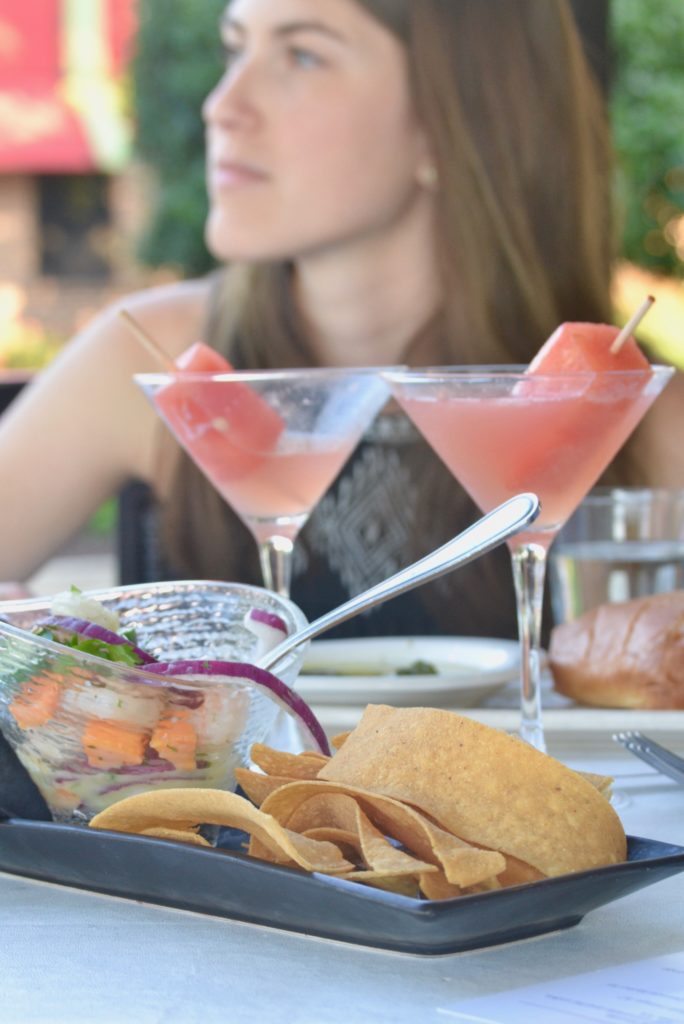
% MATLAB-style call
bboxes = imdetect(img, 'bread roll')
[549,591,684,708]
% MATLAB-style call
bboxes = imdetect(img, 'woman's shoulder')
[99,275,217,362]
[630,367,684,488]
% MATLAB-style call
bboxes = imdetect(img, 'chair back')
[117,480,162,585]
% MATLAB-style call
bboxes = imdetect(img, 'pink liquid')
[186,431,358,540]
[399,379,658,549]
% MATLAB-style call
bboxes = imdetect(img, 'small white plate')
[297,635,519,707]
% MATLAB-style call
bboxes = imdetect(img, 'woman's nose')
[202,64,259,130]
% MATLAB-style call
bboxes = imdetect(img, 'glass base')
[610,788,631,811]
[511,543,548,755]
[519,721,546,754]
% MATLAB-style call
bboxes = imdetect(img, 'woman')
[0,0,680,637]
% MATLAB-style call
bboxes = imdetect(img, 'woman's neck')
[292,206,441,367]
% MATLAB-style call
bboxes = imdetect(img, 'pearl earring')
[417,162,439,190]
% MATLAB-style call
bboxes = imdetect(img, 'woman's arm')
[628,368,684,488]
[0,278,210,582]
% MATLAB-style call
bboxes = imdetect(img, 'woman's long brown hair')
[162,0,619,594]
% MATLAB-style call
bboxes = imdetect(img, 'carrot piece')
[51,786,82,812]
[82,719,148,769]
[38,669,67,684]
[150,714,197,771]
[9,679,61,729]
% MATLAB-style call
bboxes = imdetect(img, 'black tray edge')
[1,820,683,956]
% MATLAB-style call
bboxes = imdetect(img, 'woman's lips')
[211,161,269,189]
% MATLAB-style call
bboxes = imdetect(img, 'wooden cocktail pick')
[119,309,177,372]
[610,295,655,355]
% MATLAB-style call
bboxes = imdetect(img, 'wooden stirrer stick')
[119,309,177,372]
[610,295,655,355]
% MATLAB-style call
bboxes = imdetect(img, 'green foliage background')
[611,0,684,276]
[132,0,684,281]
[132,0,226,276]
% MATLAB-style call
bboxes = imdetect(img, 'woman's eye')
[287,47,325,69]
[221,42,243,68]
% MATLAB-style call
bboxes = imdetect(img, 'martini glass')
[135,367,391,596]
[385,364,674,751]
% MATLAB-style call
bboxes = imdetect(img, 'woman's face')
[204,0,431,263]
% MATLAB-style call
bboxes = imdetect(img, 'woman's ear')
[416,160,439,190]
[415,126,439,190]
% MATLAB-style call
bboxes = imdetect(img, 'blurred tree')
[132,0,225,276]
[611,0,684,276]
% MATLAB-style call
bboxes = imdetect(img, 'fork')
[613,731,684,785]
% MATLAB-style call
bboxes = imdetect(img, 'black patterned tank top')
[281,412,518,639]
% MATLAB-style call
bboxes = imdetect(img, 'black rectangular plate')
[0,819,682,955]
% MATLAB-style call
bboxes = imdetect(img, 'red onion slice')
[246,608,288,633]
[145,659,330,756]
[243,607,289,660]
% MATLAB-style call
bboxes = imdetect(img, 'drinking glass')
[385,364,674,751]
[136,368,391,596]
[549,486,684,623]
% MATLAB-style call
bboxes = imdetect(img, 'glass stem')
[511,542,547,752]
[258,536,294,597]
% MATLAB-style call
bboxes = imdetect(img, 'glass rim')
[134,365,405,385]
[0,579,309,687]
[382,363,675,382]
[582,485,684,502]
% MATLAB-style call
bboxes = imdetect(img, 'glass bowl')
[0,580,308,823]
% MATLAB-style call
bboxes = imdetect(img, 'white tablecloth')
[2,741,684,1024]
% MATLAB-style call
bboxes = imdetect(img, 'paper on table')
[438,952,684,1023]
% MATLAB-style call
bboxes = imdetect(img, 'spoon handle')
[258,492,540,672]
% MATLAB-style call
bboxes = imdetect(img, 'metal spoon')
[258,492,540,672]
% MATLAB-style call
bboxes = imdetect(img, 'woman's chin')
[205,219,280,265]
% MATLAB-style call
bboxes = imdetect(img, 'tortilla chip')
[140,827,211,847]
[331,731,351,750]
[577,770,614,798]
[89,788,355,874]
[496,854,545,887]
[318,705,626,876]
[282,792,437,876]
[286,791,358,833]
[301,827,361,863]
[301,826,358,845]
[354,805,436,876]
[250,744,329,779]
[418,871,463,901]
[235,768,296,806]
[259,780,505,888]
